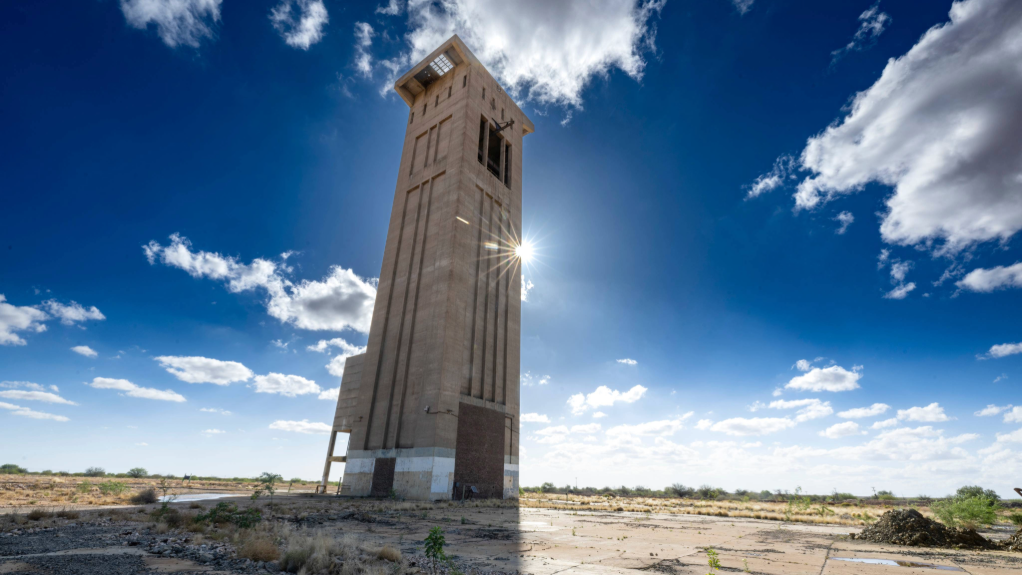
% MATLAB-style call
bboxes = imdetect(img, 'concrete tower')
[318,35,533,500]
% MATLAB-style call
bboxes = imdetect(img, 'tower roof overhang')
[394,34,534,136]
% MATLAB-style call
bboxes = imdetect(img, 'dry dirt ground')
[2,494,1021,575]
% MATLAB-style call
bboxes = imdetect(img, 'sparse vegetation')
[932,496,999,529]
[195,501,262,528]
[705,546,721,573]
[130,487,158,505]
[0,463,28,474]
[97,480,127,496]
[83,467,106,477]
[425,526,447,574]
[126,467,148,478]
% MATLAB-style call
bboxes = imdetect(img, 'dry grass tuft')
[130,488,158,505]
[238,534,280,562]
[26,509,51,521]
[377,546,401,562]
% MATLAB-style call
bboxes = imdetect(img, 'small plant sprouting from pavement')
[425,526,447,575]
[258,472,282,504]
[705,547,721,573]
[743,558,751,573]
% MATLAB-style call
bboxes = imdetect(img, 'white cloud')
[607,414,692,437]
[376,0,402,16]
[154,356,253,385]
[820,421,863,439]
[71,345,97,358]
[41,300,105,326]
[747,155,795,198]
[389,0,665,108]
[708,417,795,437]
[974,404,1011,417]
[521,412,550,423]
[571,423,603,434]
[783,0,1022,254]
[831,1,891,63]
[567,384,647,415]
[897,402,950,422]
[958,262,1022,293]
[318,387,339,401]
[731,0,754,16]
[883,282,916,300]
[269,419,332,434]
[996,428,1022,443]
[785,365,862,392]
[979,342,1022,359]
[86,377,186,402]
[120,0,222,48]
[768,398,833,422]
[830,425,977,460]
[252,373,320,397]
[199,407,232,415]
[203,428,225,435]
[793,359,814,372]
[521,279,534,302]
[616,358,638,365]
[520,372,551,387]
[1004,407,1022,424]
[695,419,712,430]
[145,234,377,333]
[0,401,69,422]
[838,403,890,418]
[353,22,374,77]
[0,294,49,346]
[834,211,855,234]
[0,390,77,405]
[308,338,367,378]
[270,0,328,50]
[871,417,898,429]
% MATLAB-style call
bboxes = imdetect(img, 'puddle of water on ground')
[829,557,964,571]
[159,493,243,502]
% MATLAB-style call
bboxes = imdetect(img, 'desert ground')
[2,483,1021,575]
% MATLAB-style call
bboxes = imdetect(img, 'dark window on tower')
[435,95,439,106]
[482,87,485,100]
[486,124,502,178]
[463,76,467,88]
[491,98,495,111]
[448,86,452,98]
[504,143,511,188]
[410,112,414,124]
[423,103,427,115]
[477,117,487,164]
[501,109,504,121]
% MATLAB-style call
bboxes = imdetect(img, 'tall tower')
[318,35,533,500]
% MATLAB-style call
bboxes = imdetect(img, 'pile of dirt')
[851,509,993,549]
[1000,528,1022,552]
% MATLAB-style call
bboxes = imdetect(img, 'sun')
[514,240,534,263]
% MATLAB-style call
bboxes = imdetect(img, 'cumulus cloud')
[884,282,916,300]
[86,377,185,402]
[616,358,638,365]
[145,234,376,333]
[708,417,796,437]
[252,373,320,397]
[71,345,97,358]
[0,401,69,422]
[760,0,1022,255]
[820,421,863,439]
[838,403,890,419]
[154,356,253,385]
[695,419,712,430]
[958,262,1022,293]
[270,419,332,434]
[897,402,950,422]
[200,407,232,415]
[376,0,402,16]
[785,365,862,392]
[747,155,796,198]
[831,1,891,64]
[308,338,367,377]
[871,417,898,429]
[0,295,49,346]
[270,0,328,50]
[385,0,665,108]
[567,384,647,415]
[996,428,1022,443]
[1004,407,1022,424]
[834,211,855,234]
[975,404,1011,417]
[978,342,1022,360]
[768,398,833,422]
[592,412,606,419]
[606,413,692,437]
[318,387,339,401]
[521,412,551,423]
[0,390,77,405]
[41,300,105,325]
[120,0,222,48]
[353,22,374,77]
[520,372,550,387]
[521,279,534,302]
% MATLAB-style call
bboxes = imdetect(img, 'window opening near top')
[463,76,467,88]
[477,117,487,165]
[482,87,486,99]
[501,109,504,121]
[435,95,439,106]
[491,98,496,111]
[428,53,454,76]
[504,143,511,188]
[423,103,427,115]
[486,124,502,179]
[410,112,414,124]
[448,86,452,98]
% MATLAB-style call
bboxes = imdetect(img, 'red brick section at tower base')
[453,402,505,499]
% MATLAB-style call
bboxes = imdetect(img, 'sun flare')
[515,241,534,263]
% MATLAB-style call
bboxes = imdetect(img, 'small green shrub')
[76,481,93,494]
[130,487,158,505]
[932,496,998,529]
[83,467,106,477]
[706,547,721,572]
[127,467,148,478]
[1007,512,1022,527]
[195,502,261,528]
[98,480,128,495]
[0,464,28,474]
[955,485,999,503]
[425,526,447,574]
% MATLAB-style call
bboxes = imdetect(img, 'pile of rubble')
[850,509,992,549]
[1000,528,1022,552]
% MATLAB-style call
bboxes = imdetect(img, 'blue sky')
[2,0,1022,497]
